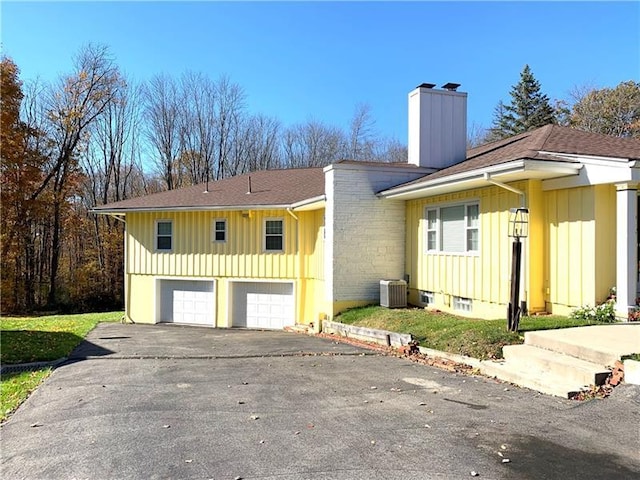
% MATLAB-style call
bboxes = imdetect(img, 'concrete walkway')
[523,324,640,365]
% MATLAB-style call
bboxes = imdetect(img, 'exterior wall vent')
[380,280,407,308]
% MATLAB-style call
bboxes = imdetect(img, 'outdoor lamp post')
[507,208,529,331]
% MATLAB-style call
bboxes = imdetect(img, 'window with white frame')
[426,209,438,251]
[213,219,227,243]
[264,219,284,252]
[424,202,479,253]
[156,220,173,251]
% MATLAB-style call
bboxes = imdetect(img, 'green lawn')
[0,311,122,422]
[336,306,603,360]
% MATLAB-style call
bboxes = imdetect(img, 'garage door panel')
[159,280,215,326]
[232,282,294,329]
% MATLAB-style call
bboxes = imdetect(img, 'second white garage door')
[232,282,295,330]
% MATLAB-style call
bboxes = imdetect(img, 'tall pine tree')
[487,65,556,141]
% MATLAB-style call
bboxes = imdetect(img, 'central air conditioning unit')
[380,279,407,308]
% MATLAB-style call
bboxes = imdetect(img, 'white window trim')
[424,201,480,255]
[155,219,173,252]
[425,208,438,252]
[263,217,284,253]
[465,204,479,253]
[213,218,227,243]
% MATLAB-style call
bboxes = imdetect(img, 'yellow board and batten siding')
[543,184,616,315]
[125,208,325,326]
[405,181,544,318]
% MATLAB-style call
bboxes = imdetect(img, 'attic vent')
[380,280,407,308]
[441,82,461,91]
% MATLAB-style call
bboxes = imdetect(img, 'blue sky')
[2,1,638,143]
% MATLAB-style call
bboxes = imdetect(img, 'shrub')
[628,307,640,322]
[570,300,617,323]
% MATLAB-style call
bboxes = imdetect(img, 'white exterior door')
[232,282,294,329]
[159,280,215,326]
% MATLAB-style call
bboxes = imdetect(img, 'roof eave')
[291,195,326,211]
[378,159,582,200]
[91,193,328,215]
[91,203,302,215]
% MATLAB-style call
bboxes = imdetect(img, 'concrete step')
[524,328,630,366]
[479,360,591,399]
[502,344,610,386]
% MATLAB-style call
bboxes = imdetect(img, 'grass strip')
[0,311,122,422]
[336,306,601,360]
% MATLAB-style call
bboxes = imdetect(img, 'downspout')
[106,214,129,322]
[483,173,526,207]
[287,208,301,326]
[483,173,528,314]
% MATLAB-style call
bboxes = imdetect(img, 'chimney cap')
[417,83,436,89]
[441,82,461,91]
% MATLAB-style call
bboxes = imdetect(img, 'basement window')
[420,290,435,305]
[453,296,473,312]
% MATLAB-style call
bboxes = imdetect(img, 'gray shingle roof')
[393,125,640,187]
[94,167,325,212]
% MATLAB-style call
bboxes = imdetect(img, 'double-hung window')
[213,219,227,243]
[264,219,284,252]
[425,203,479,253]
[156,220,173,251]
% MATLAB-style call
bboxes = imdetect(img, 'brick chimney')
[408,83,467,169]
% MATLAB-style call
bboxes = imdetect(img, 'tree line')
[2,45,638,314]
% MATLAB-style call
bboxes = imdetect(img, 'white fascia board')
[291,195,326,211]
[379,160,581,200]
[91,204,295,215]
[538,150,633,165]
[542,162,640,191]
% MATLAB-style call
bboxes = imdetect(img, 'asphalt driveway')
[1,323,639,480]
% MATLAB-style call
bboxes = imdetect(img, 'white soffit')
[379,160,581,200]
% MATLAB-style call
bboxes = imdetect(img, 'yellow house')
[379,84,640,320]
[95,83,640,328]
[94,168,329,329]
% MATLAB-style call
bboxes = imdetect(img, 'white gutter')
[483,173,526,207]
[92,204,301,214]
[378,159,581,199]
[290,195,326,210]
[379,160,530,198]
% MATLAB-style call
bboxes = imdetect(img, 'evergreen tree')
[487,65,556,141]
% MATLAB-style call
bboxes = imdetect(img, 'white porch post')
[616,182,638,320]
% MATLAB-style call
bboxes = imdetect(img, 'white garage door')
[158,280,215,326]
[232,282,294,330]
